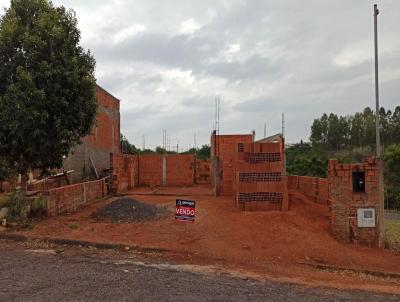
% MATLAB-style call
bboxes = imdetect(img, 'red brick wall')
[28,178,65,192]
[287,175,329,205]
[85,85,120,154]
[166,154,195,186]
[328,157,383,247]
[233,139,288,211]
[138,155,163,187]
[211,134,254,195]
[111,153,198,192]
[195,159,211,184]
[110,153,138,192]
[0,181,11,193]
[47,179,106,216]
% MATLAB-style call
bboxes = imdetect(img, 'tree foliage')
[0,0,97,176]
[286,142,328,178]
[384,145,400,209]
[121,134,139,155]
[310,106,400,150]
[289,106,400,209]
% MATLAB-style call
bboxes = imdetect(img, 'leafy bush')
[30,196,48,217]
[3,191,23,221]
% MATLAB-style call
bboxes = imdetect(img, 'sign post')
[175,199,196,223]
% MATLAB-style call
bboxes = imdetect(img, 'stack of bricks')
[287,175,329,205]
[47,178,106,216]
[233,139,288,211]
[328,157,383,247]
[210,134,254,195]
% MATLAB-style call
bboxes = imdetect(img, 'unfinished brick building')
[210,132,254,195]
[63,85,120,183]
[211,132,288,212]
[328,157,384,248]
[233,134,288,211]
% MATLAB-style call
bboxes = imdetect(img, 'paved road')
[0,241,399,302]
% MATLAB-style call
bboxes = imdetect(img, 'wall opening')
[352,171,365,193]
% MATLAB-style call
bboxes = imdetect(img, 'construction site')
[0,83,399,295]
[1,2,400,299]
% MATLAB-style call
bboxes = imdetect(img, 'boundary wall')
[111,153,208,193]
[47,178,106,216]
[287,175,328,205]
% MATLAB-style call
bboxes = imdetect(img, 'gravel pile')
[96,198,166,223]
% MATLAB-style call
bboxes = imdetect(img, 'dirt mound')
[96,198,167,223]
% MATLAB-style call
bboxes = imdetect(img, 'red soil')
[16,185,400,293]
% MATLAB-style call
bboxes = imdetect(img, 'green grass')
[68,223,79,230]
[385,220,400,253]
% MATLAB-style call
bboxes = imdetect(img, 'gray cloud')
[2,0,400,148]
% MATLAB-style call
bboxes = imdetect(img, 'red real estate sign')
[175,199,196,223]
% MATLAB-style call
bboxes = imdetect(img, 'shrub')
[30,196,48,217]
[3,191,23,222]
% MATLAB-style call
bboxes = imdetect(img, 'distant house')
[63,85,121,183]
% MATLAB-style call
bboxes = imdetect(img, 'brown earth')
[13,185,400,294]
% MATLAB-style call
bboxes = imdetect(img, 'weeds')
[68,222,79,230]
[4,191,23,222]
[31,196,48,217]
[385,220,400,254]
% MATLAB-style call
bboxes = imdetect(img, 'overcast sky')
[2,0,400,150]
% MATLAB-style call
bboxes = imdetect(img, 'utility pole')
[374,3,384,249]
[374,4,381,158]
[264,122,266,138]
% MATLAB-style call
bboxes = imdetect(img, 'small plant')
[4,191,23,222]
[68,222,79,230]
[30,196,48,217]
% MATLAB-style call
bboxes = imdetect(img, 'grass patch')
[385,220,400,253]
[68,223,79,230]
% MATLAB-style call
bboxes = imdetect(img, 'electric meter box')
[357,208,376,228]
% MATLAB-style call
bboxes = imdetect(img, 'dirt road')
[1,241,399,302]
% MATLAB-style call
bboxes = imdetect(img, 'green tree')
[0,0,97,206]
[120,134,139,155]
[196,145,211,159]
[384,144,400,209]
[310,118,323,145]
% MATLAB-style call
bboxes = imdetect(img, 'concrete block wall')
[287,175,329,205]
[328,157,383,247]
[210,134,254,195]
[47,179,106,216]
[233,140,288,211]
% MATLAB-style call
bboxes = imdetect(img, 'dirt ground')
[12,185,400,294]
